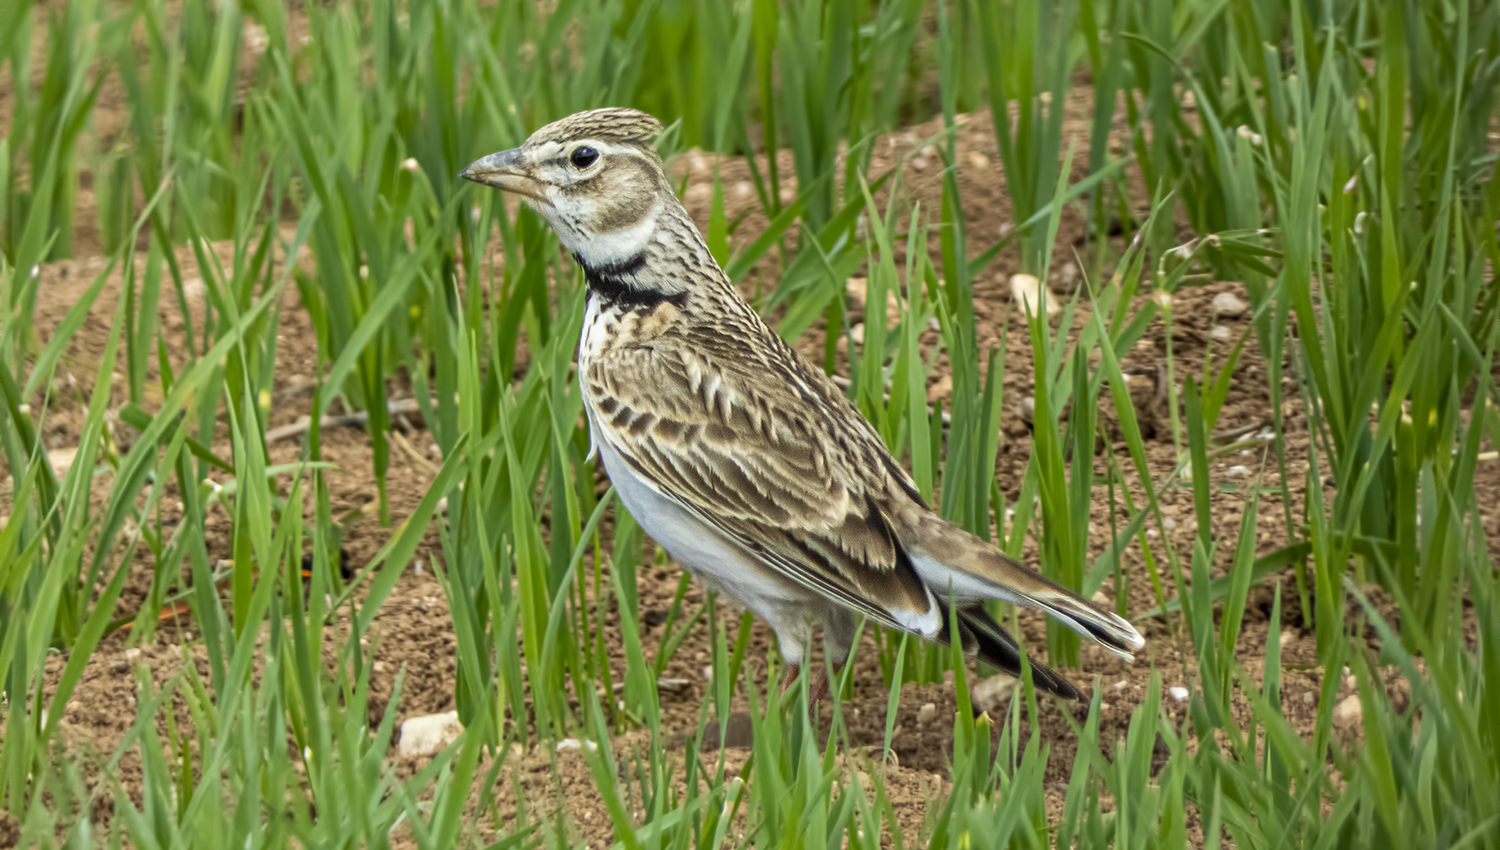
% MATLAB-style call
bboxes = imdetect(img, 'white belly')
[579,292,828,662]
[591,419,823,659]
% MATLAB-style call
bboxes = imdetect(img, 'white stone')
[1334,694,1362,729]
[1210,325,1231,341]
[916,703,937,725]
[556,738,598,753]
[1211,292,1247,316]
[970,675,1016,714]
[398,711,463,757]
[1169,686,1189,702]
[1009,273,1057,318]
[1226,465,1250,477]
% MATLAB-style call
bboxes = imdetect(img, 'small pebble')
[399,711,463,757]
[1227,465,1250,477]
[1334,694,1362,729]
[1210,325,1231,341]
[1169,686,1189,702]
[556,738,598,753]
[970,676,1016,715]
[1211,292,1247,316]
[916,703,937,725]
[1009,273,1058,318]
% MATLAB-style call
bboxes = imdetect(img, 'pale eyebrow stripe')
[549,140,645,168]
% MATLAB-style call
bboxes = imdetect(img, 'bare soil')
[5,34,1494,850]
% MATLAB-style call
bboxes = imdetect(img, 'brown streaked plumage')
[462,107,1144,703]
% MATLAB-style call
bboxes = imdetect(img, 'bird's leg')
[778,663,800,697]
[779,663,833,705]
[807,667,831,706]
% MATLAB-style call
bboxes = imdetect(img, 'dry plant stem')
[264,397,425,443]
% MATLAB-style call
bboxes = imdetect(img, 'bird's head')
[460,108,674,268]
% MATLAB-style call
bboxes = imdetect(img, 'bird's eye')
[570,146,599,169]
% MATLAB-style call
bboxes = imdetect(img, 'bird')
[461,107,1144,703]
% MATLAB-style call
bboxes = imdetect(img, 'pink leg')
[808,667,832,705]
[779,663,800,696]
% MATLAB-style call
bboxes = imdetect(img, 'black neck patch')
[576,251,687,310]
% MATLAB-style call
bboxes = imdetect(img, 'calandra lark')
[462,108,1144,703]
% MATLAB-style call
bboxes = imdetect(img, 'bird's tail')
[902,513,1146,661]
[939,604,1083,701]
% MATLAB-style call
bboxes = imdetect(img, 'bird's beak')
[459,148,543,201]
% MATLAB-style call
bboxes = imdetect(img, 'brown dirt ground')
[4,27,1496,850]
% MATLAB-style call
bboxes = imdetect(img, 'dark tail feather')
[941,605,1084,701]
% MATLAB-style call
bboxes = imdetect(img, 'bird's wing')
[584,332,943,637]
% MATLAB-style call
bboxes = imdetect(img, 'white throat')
[567,199,662,267]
